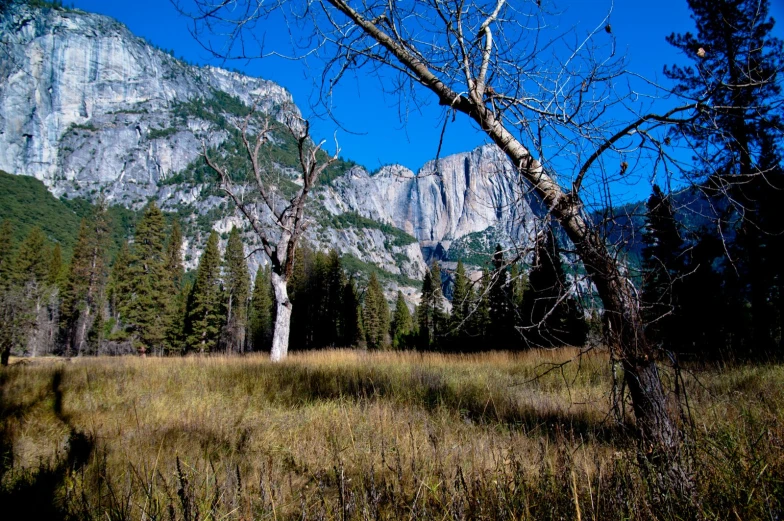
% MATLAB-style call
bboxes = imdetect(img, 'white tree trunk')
[270,271,292,362]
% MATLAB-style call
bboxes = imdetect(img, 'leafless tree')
[203,107,337,361]
[177,0,702,474]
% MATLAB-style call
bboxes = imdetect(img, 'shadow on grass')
[0,368,94,521]
[255,364,632,444]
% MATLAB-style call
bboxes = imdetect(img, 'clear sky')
[67,0,784,200]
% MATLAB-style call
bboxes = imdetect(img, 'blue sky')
[68,0,784,202]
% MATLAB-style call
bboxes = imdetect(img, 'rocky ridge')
[0,3,539,291]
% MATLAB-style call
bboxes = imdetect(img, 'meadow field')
[1,349,782,520]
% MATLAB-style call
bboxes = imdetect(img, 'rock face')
[323,145,537,262]
[0,3,291,203]
[0,3,538,285]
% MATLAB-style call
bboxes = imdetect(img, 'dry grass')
[1,349,782,520]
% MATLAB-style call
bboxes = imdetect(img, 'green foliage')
[107,241,131,327]
[122,202,175,354]
[447,260,472,351]
[488,245,517,348]
[164,221,186,352]
[444,226,503,266]
[417,262,446,350]
[289,247,362,349]
[60,204,111,356]
[185,231,224,353]
[521,227,586,348]
[340,253,419,288]
[326,212,417,247]
[171,89,252,129]
[0,220,15,291]
[391,291,413,349]
[0,170,81,254]
[147,127,178,140]
[362,272,389,349]
[249,265,274,352]
[222,227,250,353]
[14,227,50,286]
[641,185,683,352]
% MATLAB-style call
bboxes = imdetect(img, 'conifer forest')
[1,0,783,519]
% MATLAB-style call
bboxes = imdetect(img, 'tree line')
[0,194,595,360]
[0,202,256,362]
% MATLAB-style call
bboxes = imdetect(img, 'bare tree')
[178,0,701,469]
[203,108,337,361]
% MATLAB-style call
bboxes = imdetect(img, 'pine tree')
[249,265,274,351]
[326,250,346,347]
[14,227,49,287]
[489,245,516,348]
[666,0,784,356]
[0,219,14,291]
[107,241,132,322]
[12,227,53,357]
[186,231,224,353]
[522,225,585,347]
[60,205,110,356]
[449,260,471,351]
[417,262,446,350]
[123,202,172,355]
[222,227,250,353]
[641,185,684,352]
[48,243,64,288]
[0,220,18,365]
[466,269,491,348]
[363,272,389,349]
[165,220,185,291]
[341,276,362,347]
[391,291,413,349]
[164,221,186,353]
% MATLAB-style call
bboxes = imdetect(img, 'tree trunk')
[270,271,292,362]
[481,118,682,455]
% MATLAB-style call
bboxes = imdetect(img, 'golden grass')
[1,349,783,520]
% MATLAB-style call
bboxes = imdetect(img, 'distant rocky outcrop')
[324,145,538,263]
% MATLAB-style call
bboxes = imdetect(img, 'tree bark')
[270,271,292,362]
[478,115,682,455]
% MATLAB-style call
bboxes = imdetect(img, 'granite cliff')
[0,3,538,288]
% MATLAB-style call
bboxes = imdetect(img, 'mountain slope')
[0,2,545,288]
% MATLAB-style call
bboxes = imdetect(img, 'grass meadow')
[1,349,782,520]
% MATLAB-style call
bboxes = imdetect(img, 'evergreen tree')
[489,245,516,348]
[165,220,185,290]
[666,0,784,356]
[222,227,250,353]
[341,276,363,347]
[641,185,684,352]
[325,250,346,347]
[123,202,172,355]
[164,222,186,354]
[12,227,53,357]
[48,243,64,288]
[0,219,14,290]
[186,231,224,353]
[107,241,132,322]
[60,205,110,356]
[249,265,274,351]
[468,269,491,347]
[417,262,446,349]
[0,221,18,365]
[449,260,471,351]
[14,227,49,287]
[391,291,413,349]
[522,225,586,347]
[363,272,389,349]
